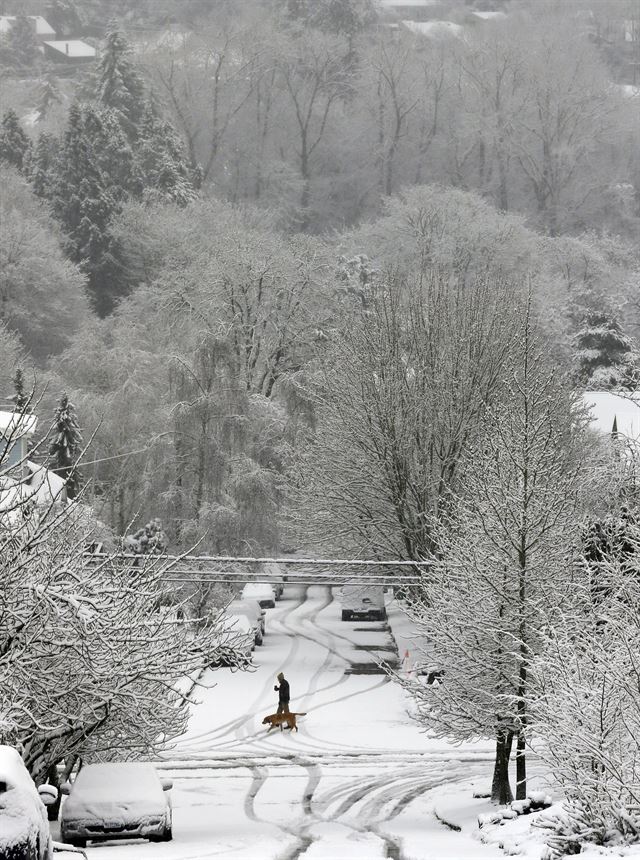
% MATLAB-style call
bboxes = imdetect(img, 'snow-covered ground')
[51,585,640,859]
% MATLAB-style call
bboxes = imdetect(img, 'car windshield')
[72,764,162,802]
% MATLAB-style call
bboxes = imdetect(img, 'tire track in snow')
[173,587,311,751]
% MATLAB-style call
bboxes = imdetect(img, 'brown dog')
[262,711,306,732]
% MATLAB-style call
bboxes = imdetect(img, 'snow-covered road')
[67,586,511,860]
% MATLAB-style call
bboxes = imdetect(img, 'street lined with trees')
[0,1,639,856]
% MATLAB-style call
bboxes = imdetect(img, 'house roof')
[583,391,640,441]
[43,39,96,58]
[0,410,38,437]
[472,10,506,20]
[380,0,440,6]
[0,15,56,36]
[403,19,463,37]
[0,461,66,520]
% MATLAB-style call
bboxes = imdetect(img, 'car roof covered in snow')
[0,746,48,854]
[242,582,275,597]
[223,613,254,634]
[228,598,262,618]
[0,745,34,789]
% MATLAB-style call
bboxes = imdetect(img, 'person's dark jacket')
[276,679,290,703]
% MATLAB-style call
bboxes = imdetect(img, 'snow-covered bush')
[123,517,168,554]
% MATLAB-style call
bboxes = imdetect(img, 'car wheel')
[255,631,263,646]
[341,610,351,621]
[66,837,87,848]
[150,820,173,842]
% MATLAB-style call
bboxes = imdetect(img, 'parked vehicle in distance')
[221,612,255,658]
[242,582,276,609]
[228,598,265,644]
[0,744,58,860]
[262,562,285,598]
[340,585,387,621]
[60,762,172,848]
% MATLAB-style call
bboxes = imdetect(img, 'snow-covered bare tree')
[395,301,589,804]
[0,407,249,784]
[294,270,519,561]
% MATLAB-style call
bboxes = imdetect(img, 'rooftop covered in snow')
[0,15,55,36]
[0,410,38,438]
[380,0,440,6]
[43,40,96,59]
[402,19,463,37]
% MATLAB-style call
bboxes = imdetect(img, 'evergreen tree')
[25,132,58,197]
[34,74,63,124]
[49,103,135,315]
[573,309,635,390]
[93,23,147,138]
[11,368,29,412]
[49,393,82,499]
[0,110,30,172]
[138,107,197,206]
[0,15,41,70]
[45,0,83,38]
[309,0,377,35]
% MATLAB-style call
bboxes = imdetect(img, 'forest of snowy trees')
[1,0,639,854]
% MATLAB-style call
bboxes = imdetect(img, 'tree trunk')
[46,762,61,821]
[491,730,514,805]
[515,730,527,799]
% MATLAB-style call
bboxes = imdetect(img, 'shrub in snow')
[478,795,552,828]
[123,517,168,554]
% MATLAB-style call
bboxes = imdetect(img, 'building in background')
[42,39,96,64]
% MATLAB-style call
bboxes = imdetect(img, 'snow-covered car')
[228,598,265,644]
[340,585,387,621]
[262,563,285,599]
[221,612,255,658]
[59,763,172,848]
[0,744,57,860]
[241,582,276,609]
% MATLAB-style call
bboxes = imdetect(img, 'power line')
[85,553,432,567]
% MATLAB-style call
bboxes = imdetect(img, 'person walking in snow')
[275,672,290,714]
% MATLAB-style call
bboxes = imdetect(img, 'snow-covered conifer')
[93,23,147,137]
[0,109,30,172]
[10,369,29,412]
[573,308,636,390]
[25,131,58,198]
[49,393,82,499]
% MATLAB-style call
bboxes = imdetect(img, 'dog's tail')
[292,712,307,716]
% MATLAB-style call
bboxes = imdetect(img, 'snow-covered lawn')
[51,585,640,859]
